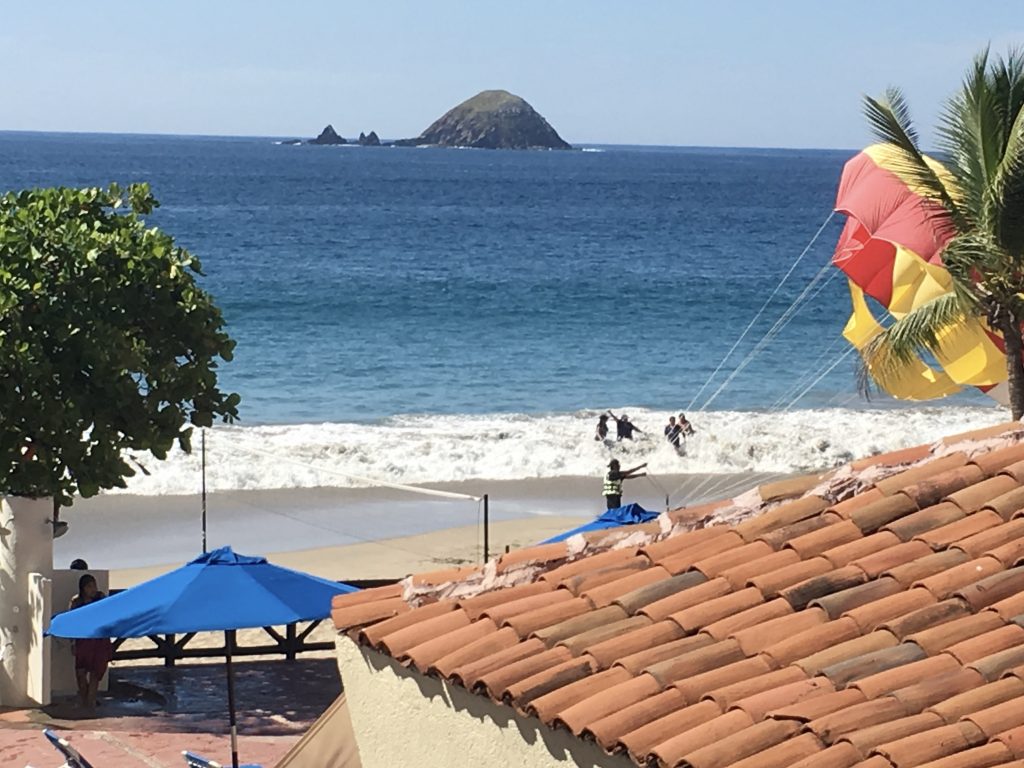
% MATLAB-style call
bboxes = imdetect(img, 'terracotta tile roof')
[332,421,1024,768]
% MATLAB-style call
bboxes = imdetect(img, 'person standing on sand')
[609,411,643,441]
[603,459,647,509]
[69,574,113,711]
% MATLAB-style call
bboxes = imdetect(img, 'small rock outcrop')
[396,90,571,150]
[279,138,302,146]
[309,125,347,145]
[358,131,381,146]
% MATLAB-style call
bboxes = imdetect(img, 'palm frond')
[857,292,971,396]
[936,52,991,222]
[863,89,966,233]
[940,231,1004,276]
[991,111,1024,257]
[988,49,1024,257]
[939,232,1012,309]
[863,87,919,155]
[991,47,1024,129]
[989,99,1024,199]
[883,86,919,146]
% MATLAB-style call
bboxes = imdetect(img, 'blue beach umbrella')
[48,546,357,768]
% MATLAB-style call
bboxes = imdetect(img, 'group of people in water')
[595,410,697,509]
[594,410,695,451]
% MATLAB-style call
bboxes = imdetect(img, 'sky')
[4,2,1022,148]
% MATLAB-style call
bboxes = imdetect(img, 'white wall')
[0,497,54,707]
[336,636,632,768]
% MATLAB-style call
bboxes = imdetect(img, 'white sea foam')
[106,406,1009,497]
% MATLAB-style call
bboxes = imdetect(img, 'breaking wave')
[107,405,1008,496]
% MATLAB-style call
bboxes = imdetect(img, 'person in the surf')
[595,413,610,441]
[664,416,682,448]
[675,412,696,455]
[608,411,643,441]
[678,413,695,436]
[603,459,647,509]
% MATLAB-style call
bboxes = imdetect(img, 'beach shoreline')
[108,516,585,589]
[58,472,770,584]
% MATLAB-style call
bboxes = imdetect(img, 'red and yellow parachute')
[833,144,1009,404]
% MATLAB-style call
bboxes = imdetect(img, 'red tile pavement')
[0,656,340,767]
[0,728,294,768]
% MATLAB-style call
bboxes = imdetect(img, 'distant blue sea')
[0,132,988,426]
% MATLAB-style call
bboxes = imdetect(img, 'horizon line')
[0,127,859,154]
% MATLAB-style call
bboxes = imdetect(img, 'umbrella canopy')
[48,546,357,639]
[541,503,658,544]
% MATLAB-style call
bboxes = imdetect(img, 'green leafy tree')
[859,48,1024,418]
[0,183,240,503]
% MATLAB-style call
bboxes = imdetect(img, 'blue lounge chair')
[43,729,94,768]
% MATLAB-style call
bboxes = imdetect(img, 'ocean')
[0,132,1003,498]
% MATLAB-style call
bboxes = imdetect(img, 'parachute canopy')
[832,144,1008,404]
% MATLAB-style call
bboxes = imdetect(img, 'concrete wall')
[50,569,110,697]
[27,573,51,705]
[0,497,54,707]
[336,636,632,768]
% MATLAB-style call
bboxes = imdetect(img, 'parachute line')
[782,345,859,411]
[699,257,835,412]
[686,211,836,412]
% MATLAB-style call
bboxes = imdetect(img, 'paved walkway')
[0,657,342,767]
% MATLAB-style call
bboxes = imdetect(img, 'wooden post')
[201,429,208,554]
[286,624,297,661]
[225,629,239,768]
[483,494,490,564]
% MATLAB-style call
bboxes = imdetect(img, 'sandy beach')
[56,472,768,578]
[108,514,590,588]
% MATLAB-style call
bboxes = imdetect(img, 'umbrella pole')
[225,629,239,768]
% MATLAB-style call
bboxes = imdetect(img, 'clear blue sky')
[4,2,1021,148]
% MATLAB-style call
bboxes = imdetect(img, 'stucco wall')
[0,497,53,707]
[336,636,632,768]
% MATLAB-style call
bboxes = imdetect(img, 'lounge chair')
[182,751,262,768]
[183,753,222,768]
[42,729,94,768]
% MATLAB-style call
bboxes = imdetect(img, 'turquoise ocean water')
[0,133,1000,495]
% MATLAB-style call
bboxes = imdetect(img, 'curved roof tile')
[330,428,1024,768]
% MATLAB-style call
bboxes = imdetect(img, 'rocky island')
[396,90,571,150]
[358,131,381,146]
[308,124,347,145]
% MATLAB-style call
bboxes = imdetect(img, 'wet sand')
[57,472,766,575]
[109,515,590,588]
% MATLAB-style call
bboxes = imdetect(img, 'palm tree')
[859,47,1024,418]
